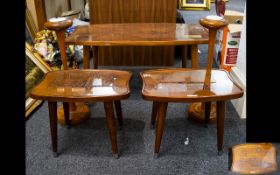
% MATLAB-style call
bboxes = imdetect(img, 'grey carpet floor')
[26,1,280,174]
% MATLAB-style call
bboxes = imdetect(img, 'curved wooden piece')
[57,103,90,126]
[188,102,216,124]
[188,16,228,123]
[44,19,73,70]
[44,19,72,31]
[88,0,178,66]
[231,143,278,174]
[44,19,90,126]
[199,17,228,30]
[30,69,132,102]
[141,69,243,102]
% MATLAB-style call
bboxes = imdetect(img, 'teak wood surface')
[65,23,209,67]
[231,143,278,174]
[30,69,132,157]
[88,0,178,66]
[65,23,208,46]
[30,69,132,102]
[141,69,243,102]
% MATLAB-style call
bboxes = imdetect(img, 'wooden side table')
[30,69,132,158]
[140,16,243,158]
[44,19,91,126]
[141,68,244,157]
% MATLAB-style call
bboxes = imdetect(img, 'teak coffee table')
[64,22,209,69]
[30,69,132,158]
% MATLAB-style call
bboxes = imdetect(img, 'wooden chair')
[88,0,178,66]
[141,16,244,157]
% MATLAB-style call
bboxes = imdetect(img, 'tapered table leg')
[93,46,99,69]
[204,102,211,128]
[154,102,168,158]
[114,100,123,128]
[181,45,187,68]
[190,45,199,68]
[104,101,119,158]
[83,46,90,69]
[48,101,58,157]
[63,102,71,128]
[217,100,225,155]
[151,101,159,129]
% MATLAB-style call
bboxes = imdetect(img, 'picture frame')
[25,42,52,120]
[211,0,228,2]
[26,4,38,42]
[179,0,211,11]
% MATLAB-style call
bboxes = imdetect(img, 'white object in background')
[72,18,89,27]
[184,137,189,145]
[84,2,89,20]
[49,17,67,22]
[206,15,223,21]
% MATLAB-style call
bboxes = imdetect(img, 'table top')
[65,23,209,46]
[141,69,243,102]
[30,69,132,102]
[231,143,278,174]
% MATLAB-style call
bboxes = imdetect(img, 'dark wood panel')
[97,46,174,66]
[89,0,177,24]
[88,0,178,66]
[34,0,47,31]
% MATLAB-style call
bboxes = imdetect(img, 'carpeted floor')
[26,1,280,174]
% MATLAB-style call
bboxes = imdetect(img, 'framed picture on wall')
[179,0,211,10]
[25,42,52,120]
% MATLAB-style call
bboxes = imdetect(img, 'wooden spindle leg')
[151,101,159,129]
[114,100,123,129]
[204,102,211,127]
[63,102,71,127]
[190,45,199,68]
[83,46,90,69]
[104,101,119,158]
[48,101,58,157]
[181,45,187,68]
[154,102,168,158]
[217,100,225,155]
[93,46,99,69]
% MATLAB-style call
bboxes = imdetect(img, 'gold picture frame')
[179,0,211,11]
[26,5,38,42]
[25,42,52,119]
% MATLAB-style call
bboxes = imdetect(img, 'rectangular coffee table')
[65,23,209,68]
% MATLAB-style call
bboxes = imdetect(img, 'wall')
[44,0,84,20]
[230,3,246,118]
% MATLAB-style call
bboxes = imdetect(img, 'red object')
[215,0,226,16]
